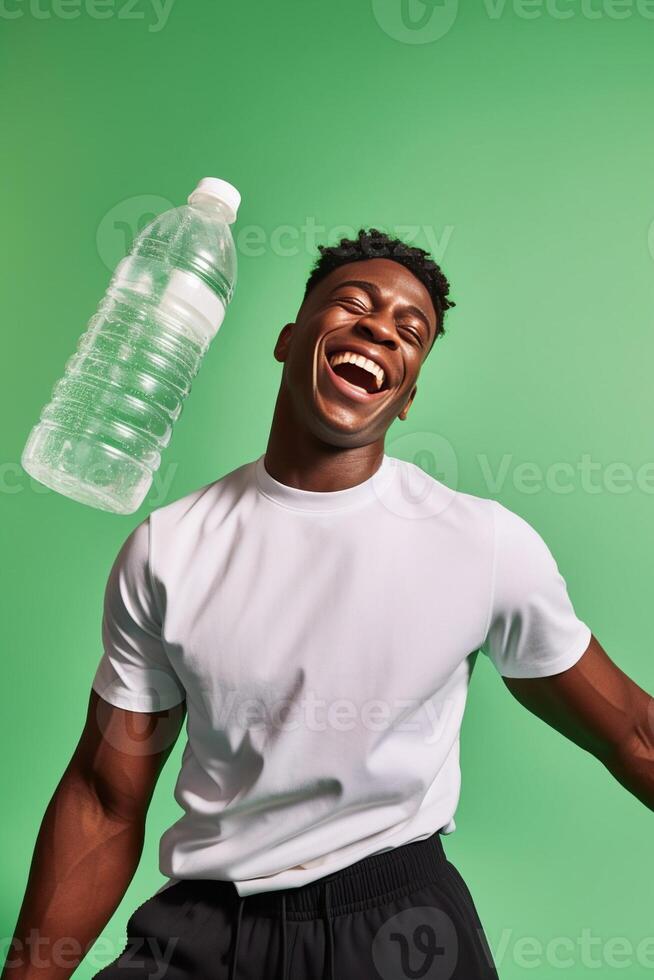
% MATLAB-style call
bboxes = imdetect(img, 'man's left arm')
[502,633,654,811]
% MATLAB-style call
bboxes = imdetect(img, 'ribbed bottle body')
[22,192,237,514]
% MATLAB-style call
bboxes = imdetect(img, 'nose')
[355,314,398,349]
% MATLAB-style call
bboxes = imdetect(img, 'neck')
[264,387,385,492]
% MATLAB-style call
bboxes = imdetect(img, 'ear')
[273,323,295,363]
[398,385,417,422]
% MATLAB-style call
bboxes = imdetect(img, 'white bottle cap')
[187,177,241,223]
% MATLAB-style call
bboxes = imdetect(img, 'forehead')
[312,258,436,327]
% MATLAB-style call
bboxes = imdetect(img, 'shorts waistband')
[244,829,448,920]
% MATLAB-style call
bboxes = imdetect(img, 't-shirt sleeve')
[91,516,186,712]
[480,501,591,679]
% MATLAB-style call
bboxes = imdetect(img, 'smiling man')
[4,229,652,980]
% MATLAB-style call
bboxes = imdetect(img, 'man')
[3,229,652,980]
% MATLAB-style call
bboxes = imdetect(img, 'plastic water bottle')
[21,177,240,515]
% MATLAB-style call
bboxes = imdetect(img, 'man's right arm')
[1,688,186,980]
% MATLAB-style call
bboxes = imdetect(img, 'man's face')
[273,258,438,447]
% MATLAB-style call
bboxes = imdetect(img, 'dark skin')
[265,258,436,491]
[1,691,186,980]
[3,258,651,980]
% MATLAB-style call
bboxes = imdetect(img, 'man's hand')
[502,634,654,811]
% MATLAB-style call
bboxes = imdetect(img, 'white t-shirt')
[91,453,591,897]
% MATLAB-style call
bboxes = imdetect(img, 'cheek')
[289,318,340,371]
[286,331,320,382]
[312,308,354,335]
[404,351,424,380]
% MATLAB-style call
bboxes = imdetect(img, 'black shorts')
[93,829,499,979]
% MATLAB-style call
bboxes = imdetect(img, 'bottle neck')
[188,195,234,223]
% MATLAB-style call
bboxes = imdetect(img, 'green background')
[1,1,653,976]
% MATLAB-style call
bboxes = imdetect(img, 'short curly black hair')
[303,227,455,346]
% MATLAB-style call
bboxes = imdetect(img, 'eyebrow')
[330,279,433,338]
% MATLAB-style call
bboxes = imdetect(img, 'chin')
[306,406,386,448]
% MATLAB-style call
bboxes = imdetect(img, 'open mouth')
[324,349,390,398]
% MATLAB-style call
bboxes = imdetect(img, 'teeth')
[328,350,385,390]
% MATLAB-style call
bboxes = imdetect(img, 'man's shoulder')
[391,457,555,564]
[148,456,257,529]
[387,453,497,527]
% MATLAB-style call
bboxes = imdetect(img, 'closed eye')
[336,298,369,313]
[399,325,423,346]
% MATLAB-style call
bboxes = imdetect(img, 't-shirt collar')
[254,453,394,513]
